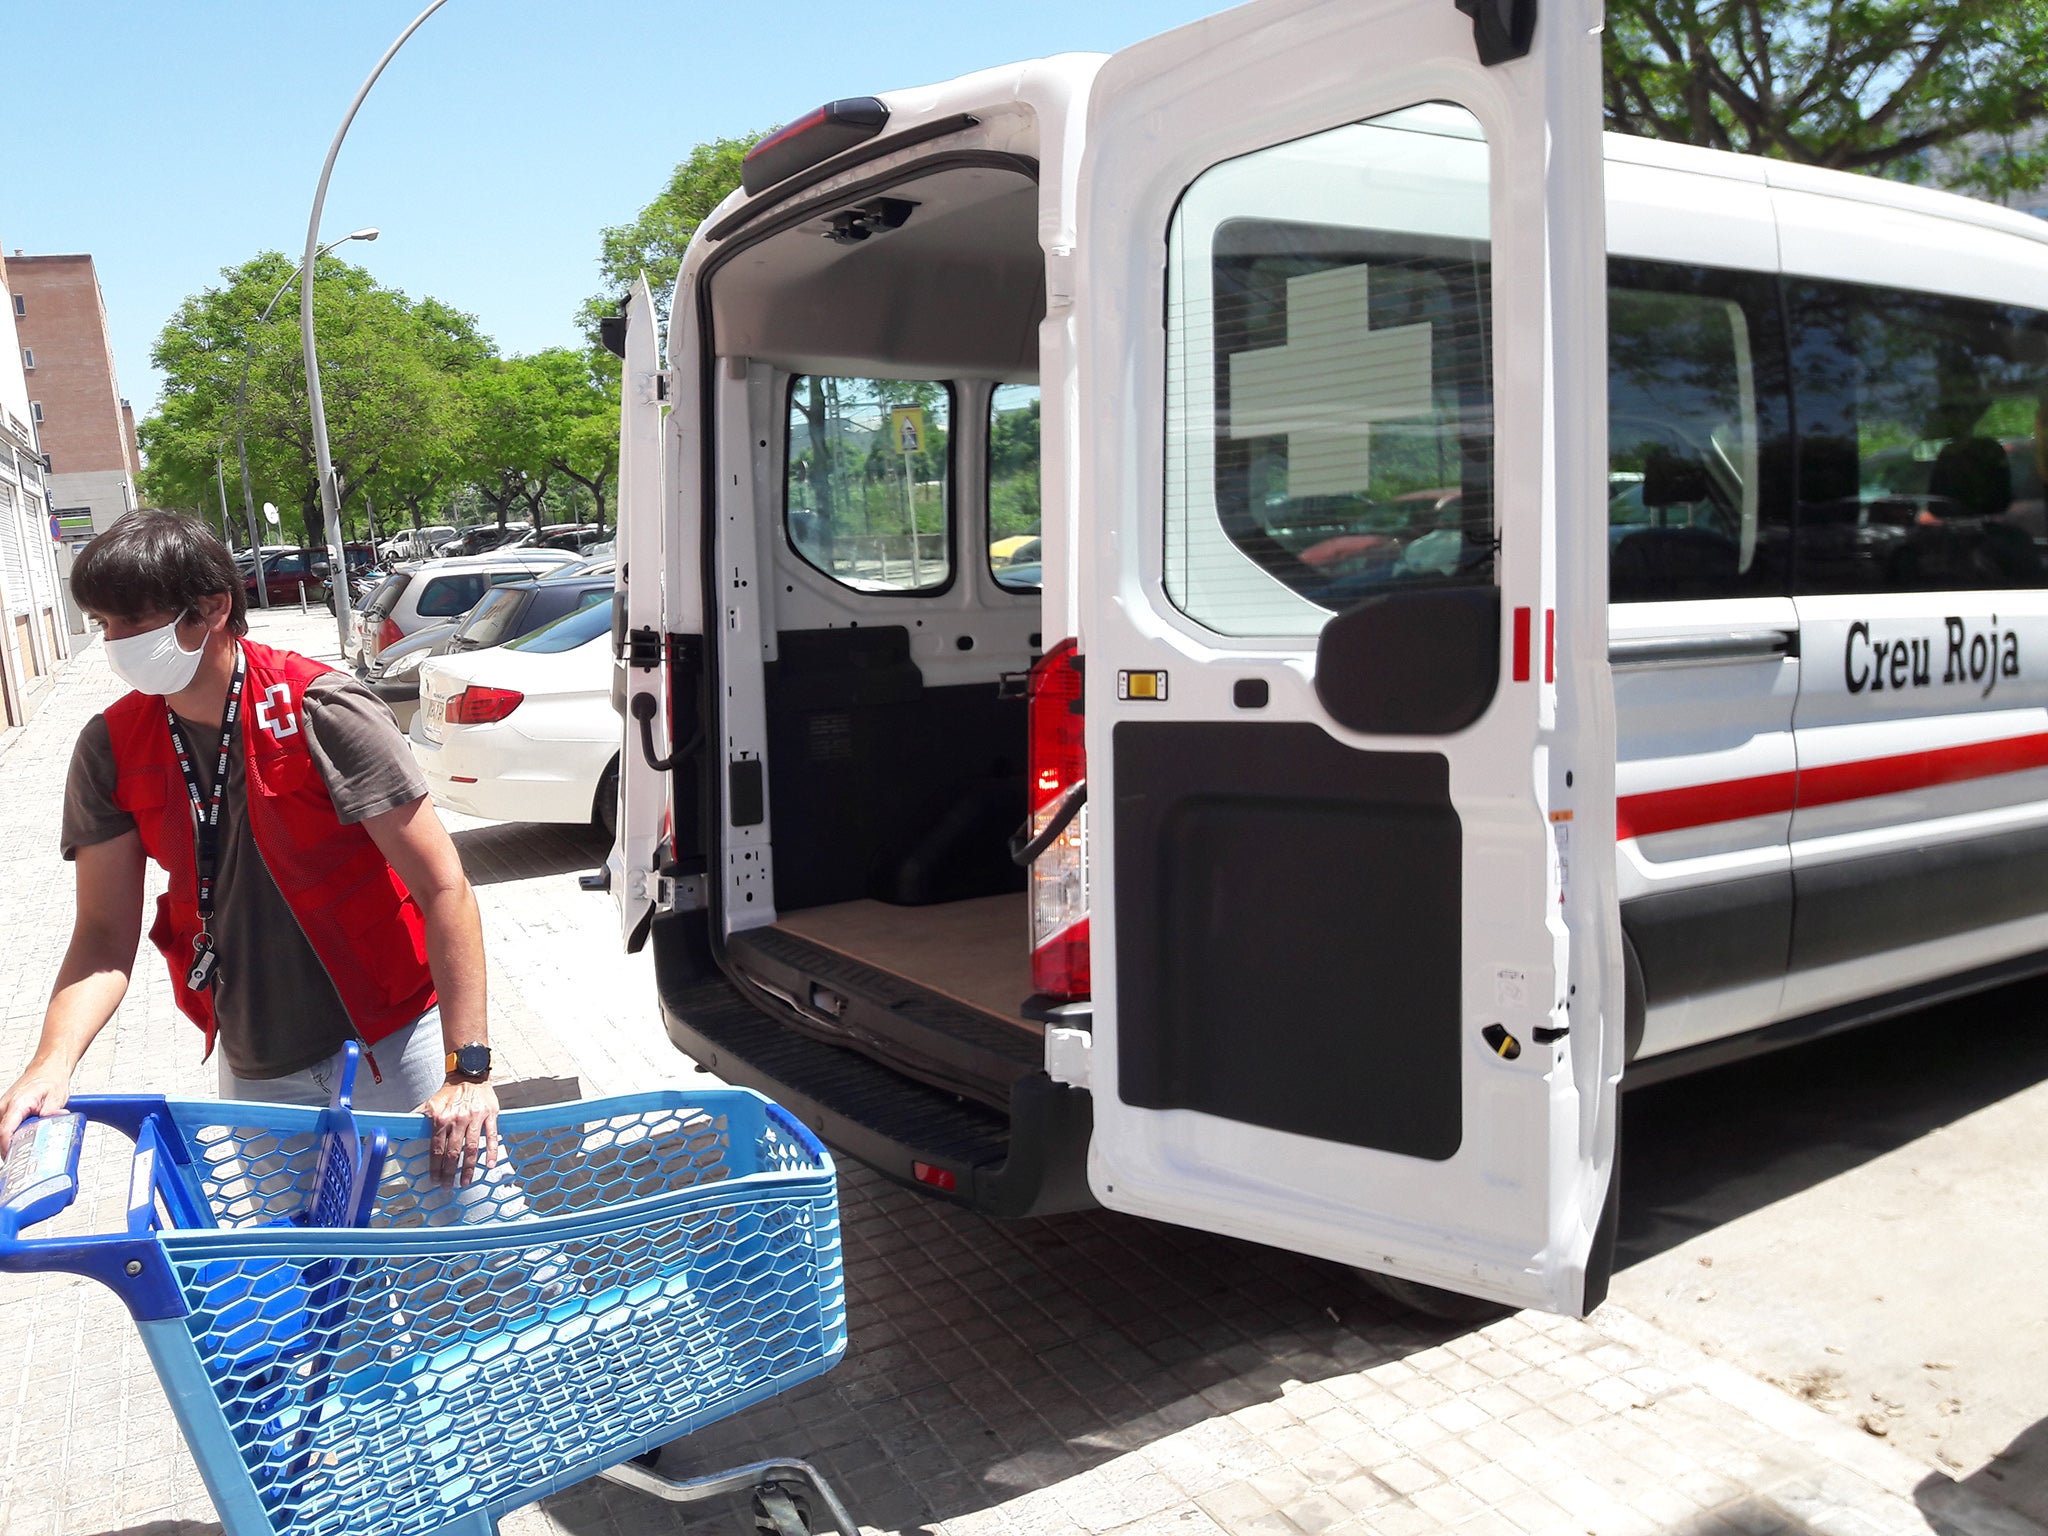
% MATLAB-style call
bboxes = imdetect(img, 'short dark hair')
[71,511,249,638]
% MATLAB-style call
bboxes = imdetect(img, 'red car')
[241,550,328,604]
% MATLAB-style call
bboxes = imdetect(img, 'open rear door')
[1076,0,1619,1313]
[610,274,667,948]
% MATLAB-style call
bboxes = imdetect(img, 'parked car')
[537,523,609,552]
[362,569,615,730]
[412,595,620,832]
[356,549,579,671]
[379,525,459,563]
[439,522,533,558]
[241,549,328,605]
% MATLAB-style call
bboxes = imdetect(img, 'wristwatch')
[445,1043,492,1083]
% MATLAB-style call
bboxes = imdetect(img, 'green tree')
[1604,0,2048,196]
[527,347,622,528]
[139,253,490,546]
[580,131,763,338]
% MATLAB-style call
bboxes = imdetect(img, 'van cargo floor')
[774,894,1033,1022]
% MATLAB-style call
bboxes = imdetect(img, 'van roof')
[717,51,2047,256]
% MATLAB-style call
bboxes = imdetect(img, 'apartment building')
[8,248,141,538]
[0,245,73,731]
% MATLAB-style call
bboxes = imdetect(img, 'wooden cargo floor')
[774,893,1034,1024]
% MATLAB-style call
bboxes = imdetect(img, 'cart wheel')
[752,1483,812,1536]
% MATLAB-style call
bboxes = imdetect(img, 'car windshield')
[505,594,615,654]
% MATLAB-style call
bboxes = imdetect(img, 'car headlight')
[380,650,427,680]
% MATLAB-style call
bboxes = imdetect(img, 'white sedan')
[410,596,620,832]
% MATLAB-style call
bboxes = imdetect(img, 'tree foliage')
[1604,0,2048,196]
[139,252,621,547]
[580,132,762,338]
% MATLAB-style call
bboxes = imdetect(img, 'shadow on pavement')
[1617,974,2048,1269]
[450,819,609,887]
[537,1161,1452,1535]
[1920,1414,2048,1531]
[90,1523,221,1535]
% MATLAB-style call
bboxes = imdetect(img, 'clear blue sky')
[2,0,1237,423]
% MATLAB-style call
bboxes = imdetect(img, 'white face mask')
[104,617,207,696]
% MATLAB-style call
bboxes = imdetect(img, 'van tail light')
[376,617,403,656]
[1025,638,1089,1001]
[445,685,524,725]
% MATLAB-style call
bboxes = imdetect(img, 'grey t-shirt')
[63,670,430,1080]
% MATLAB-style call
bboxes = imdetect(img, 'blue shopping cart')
[0,1048,852,1536]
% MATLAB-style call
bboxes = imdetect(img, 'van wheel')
[1353,1268,1512,1325]
[594,757,619,840]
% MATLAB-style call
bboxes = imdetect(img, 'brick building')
[0,246,73,732]
[8,249,141,538]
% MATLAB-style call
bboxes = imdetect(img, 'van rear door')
[1074,0,1620,1313]
[610,275,668,948]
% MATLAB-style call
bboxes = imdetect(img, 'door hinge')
[633,370,668,406]
[626,626,662,670]
[646,870,707,911]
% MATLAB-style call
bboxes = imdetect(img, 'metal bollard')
[298,582,308,614]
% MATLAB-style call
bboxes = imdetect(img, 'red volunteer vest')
[103,638,436,1055]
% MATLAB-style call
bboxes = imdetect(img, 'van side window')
[785,375,953,593]
[1607,260,1793,602]
[1789,281,2048,594]
[1164,103,1494,639]
[989,383,1041,590]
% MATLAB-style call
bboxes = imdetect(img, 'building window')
[20,348,31,370]
[29,402,42,423]
[9,293,21,317]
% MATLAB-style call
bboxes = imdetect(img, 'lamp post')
[303,0,452,654]
[233,227,378,609]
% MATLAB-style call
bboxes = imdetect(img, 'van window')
[786,376,952,592]
[1790,281,2048,594]
[990,383,1042,590]
[1164,103,1493,639]
[1607,261,1792,601]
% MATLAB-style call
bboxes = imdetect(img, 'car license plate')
[423,694,445,740]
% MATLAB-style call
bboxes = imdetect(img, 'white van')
[604,0,2048,1316]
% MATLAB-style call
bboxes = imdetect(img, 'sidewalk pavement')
[0,606,2038,1536]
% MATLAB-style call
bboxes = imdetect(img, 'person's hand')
[417,1078,501,1186]
[0,1066,73,1157]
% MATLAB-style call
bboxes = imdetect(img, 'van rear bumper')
[651,911,1096,1218]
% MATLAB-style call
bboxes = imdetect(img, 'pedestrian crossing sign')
[889,406,927,455]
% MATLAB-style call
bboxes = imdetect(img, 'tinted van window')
[1790,280,2048,593]
[1607,260,1792,601]
[1164,104,1494,638]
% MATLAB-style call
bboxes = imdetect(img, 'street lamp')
[232,227,378,609]
[304,0,452,654]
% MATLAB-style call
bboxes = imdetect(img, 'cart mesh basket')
[1,1087,844,1536]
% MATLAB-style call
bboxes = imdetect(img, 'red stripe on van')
[1544,609,1555,684]
[1616,772,1797,840]
[1615,729,2048,840]
[1512,607,1531,682]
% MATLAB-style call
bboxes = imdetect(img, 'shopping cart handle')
[0,1097,195,1321]
[0,1112,86,1239]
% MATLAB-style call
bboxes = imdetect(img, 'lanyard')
[166,645,246,992]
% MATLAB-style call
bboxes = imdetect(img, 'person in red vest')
[0,511,498,1185]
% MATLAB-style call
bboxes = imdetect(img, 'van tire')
[594,757,619,841]
[1353,1268,1512,1325]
